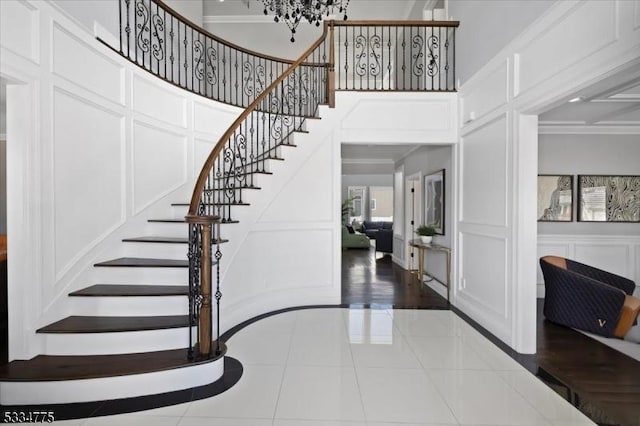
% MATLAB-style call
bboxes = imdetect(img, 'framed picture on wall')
[424,169,445,235]
[578,175,640,222]
[537,175,573,222]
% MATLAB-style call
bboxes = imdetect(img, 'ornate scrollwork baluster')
[135,0,150,58]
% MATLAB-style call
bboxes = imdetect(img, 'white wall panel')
[537,236,640,293]
[518,1,617,95]
[53,24,124,105]
[635,0,640,30]
[461,60,508,123]
[53,90,124,277]
[574,243,631,280]
[193,101,238,136]
[338,93,458,144]
[133,76,187,128]
[0,0,39,63]
[194,138,216,173]
[461,116,508,227]
[459,232,508,318]
[132,122,187,214]
[259,140,333,223]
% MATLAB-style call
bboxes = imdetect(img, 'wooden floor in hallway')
[340,247,640,426]
[341,247,449,309]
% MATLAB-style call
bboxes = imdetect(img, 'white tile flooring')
[52,308,596,426]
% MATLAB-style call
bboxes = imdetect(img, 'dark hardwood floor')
[341,248,448,309]
[341,247,640,426]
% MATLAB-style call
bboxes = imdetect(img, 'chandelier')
[260,0,350,42]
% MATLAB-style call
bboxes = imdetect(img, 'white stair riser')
[69,296,188,316]
[0,357,224,404]
[91,267,189,284]
[121,242,190,259]
[42,328,194,356]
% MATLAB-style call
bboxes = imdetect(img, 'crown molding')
[341,158,395,165]
[538,124,640,135]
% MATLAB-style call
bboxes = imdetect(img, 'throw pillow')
[346,226,355,234]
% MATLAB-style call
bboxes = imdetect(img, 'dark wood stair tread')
[94,257,203,268]
[0,342,226,382]
[69,285,188,297]
[122,236,228,244]
[37,315,190,333]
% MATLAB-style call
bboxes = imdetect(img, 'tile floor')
[51,308,596,426]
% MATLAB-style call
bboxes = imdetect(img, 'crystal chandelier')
[260,0,350,42]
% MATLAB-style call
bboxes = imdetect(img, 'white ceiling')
[539,79,640,132]
[204,0,423,20]
[341,144,422,175]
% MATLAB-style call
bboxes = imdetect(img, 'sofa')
[341,225,371,249]
[375,229,393,254]
[361,221,393,239]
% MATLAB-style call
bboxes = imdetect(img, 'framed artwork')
[578,175,640,222]
[537,175,573,222]
[424,169,445,235]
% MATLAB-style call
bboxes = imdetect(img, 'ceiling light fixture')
[260,0,350,42]
[568,96,584,103]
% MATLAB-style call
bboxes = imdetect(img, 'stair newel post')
[199,222,212,357]
[327,20,336,108]
[186,214,220,359]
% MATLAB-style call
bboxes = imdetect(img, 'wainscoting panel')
[0,0,39,63]
[460,115,508,227]
[132,75,187,128]
[193,101,239,136]
[338,92,458,144]
[194,138,216,173]
[132,121,187,214]
[460,59,508,124]
[537,235,640,297]
[258,138,333,223]
[517,1,617,96]
[458,231,509,319]
[52,24,124,105]
[53,89,125,278]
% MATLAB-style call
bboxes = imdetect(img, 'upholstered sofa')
[540,256,640,339]
[361,221,393,239]
[341,225,371,249]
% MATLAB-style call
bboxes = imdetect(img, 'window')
[369,186,393,221]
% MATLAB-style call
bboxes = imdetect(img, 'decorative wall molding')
[537,234,640,297]
[538,124,640,135]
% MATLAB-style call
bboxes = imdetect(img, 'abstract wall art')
[424,169,445,235]
[538,175,573,222]
[578,175,640,222]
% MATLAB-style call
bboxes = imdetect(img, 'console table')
[409,239,451,301]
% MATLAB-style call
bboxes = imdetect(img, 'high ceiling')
[203,0,423,20]
[539,80,640,132]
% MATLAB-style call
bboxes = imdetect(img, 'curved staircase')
[0,0,457,412]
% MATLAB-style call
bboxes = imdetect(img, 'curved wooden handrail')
[331,20,460,27]
[153,0,297,64]
[187,22,331,215]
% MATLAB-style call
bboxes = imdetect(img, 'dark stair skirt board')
[0,355,242,421]
[121,236,229,244]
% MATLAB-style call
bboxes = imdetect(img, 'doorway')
[405,172,421,272]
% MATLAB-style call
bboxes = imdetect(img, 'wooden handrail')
[187,22,331,215]
[332,20,460,27]
[152,0,298,64]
